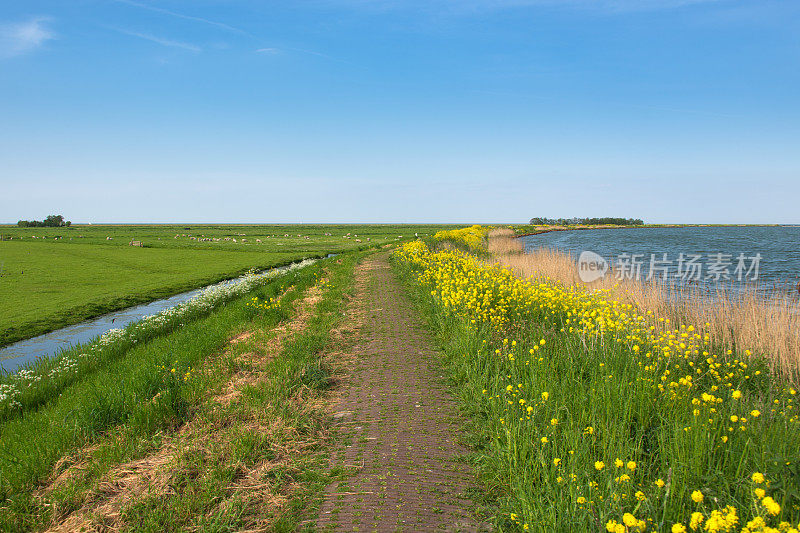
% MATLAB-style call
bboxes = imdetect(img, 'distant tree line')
[17,214,71,228]
[528,217,644,226]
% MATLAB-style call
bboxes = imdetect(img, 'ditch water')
[0,258,328,374]
[519,225,800,295]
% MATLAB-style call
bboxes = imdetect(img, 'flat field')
[0,224,453,346]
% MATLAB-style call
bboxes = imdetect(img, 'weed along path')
[317,254,485,532]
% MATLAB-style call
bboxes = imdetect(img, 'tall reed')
[488,228,800,380]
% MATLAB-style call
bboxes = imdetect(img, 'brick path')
[316,254,486,532]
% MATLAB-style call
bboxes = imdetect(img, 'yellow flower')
[595,461,605,471]
[754,488,765,498]
[577,496,587,504]
[672,524,687,533]
[655,478,665,488]
[751,472,765,484]
[691,490,704,503]
[615,458,624,468]
[553,458,561,466]
[622,513,638,527]
[550,418,558,426]
[750,409,761,418]
[689,512,703,530]
[626,460,637,471]
[762,496,781,515]
[732,390,742,399]
[540,436,548,444]
[541,391,549,400]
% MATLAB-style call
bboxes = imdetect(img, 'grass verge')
[0,251,364,532]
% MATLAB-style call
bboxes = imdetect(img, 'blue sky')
[1,0,798,223]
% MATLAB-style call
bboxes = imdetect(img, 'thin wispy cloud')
[0,17,54,58]
[287,46,357,65]
[114,0,252,37]
[325,0,725,13]
[481,0,722,7]
[256,45,356,65]
[114,28,201,52]
[599,0,725,12]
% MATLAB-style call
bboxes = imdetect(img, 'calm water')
[520,226,800,292]
[0,258,328,374]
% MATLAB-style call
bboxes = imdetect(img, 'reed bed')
[488,228,800,380]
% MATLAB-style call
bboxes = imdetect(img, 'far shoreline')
[514,223,787,238]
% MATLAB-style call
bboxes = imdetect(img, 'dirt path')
[316,254,486,532]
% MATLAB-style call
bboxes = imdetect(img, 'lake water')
[520,226,800,293]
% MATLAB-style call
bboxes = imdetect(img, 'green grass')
[0,223,454,346]
[116,251,364,532]
[0,250,363,531]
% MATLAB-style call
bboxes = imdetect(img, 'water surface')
[520,226,800,292]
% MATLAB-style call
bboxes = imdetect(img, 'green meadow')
[0,224,453,346]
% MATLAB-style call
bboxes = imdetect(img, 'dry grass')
[487,228,800,380]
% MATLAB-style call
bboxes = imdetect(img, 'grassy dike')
[392,233,800,532]
[0,251,365,531]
